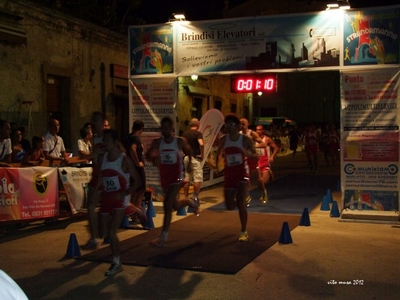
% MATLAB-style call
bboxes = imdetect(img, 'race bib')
[103,176,121,192]
[226,153,243,166]
[256,148,265,156]
[160,151,177,164]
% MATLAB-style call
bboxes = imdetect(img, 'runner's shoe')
[238,231,249,242]
[150,236,167,248]
[246,195,252,207]
[137,206,148,227]
[105,262,123,276]
[80,239,98,250]
[189,197,200,216]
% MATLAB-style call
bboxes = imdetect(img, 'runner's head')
[160,116,174,138]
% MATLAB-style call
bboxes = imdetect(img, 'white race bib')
[103,176,121,192]
[226,153,243,166]
[160,151,177,164]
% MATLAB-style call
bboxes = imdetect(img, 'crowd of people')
[1,114,340,277]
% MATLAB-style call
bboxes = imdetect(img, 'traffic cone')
[320,195,330,211]
[176,206,187,216]
[66,233,81,258]
[279,222,293,244]
[121,216,130,229]
[144,209,154,229]
[299,208,311,226]
[147,200,156,218]
[326,189,334,203]
[330,201,340,217]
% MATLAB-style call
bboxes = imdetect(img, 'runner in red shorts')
[146,116,199,247]
[217,113,258,242]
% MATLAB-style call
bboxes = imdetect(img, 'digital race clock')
[231,75,276,93]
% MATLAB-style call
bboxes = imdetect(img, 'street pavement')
[1,151,399,300]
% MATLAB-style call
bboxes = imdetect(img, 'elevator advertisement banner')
[343,7,400,66]
[175,10,341,73]
[129,24,174,75]
[340,68,400,211]
[0,167,58,222]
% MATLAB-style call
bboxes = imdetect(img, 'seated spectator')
[43,119,70,165]
[73,126,93,160]
[21,136,45,166]
[17,126,31,152]
[0,120,12,167]
[11,129,26,163]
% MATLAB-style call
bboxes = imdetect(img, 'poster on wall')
[129,24,174,75]
[343,7,400,66]
[341,68,400,212]
[0,167,58,222]
[175,10,341,73]
[129,77,177,201]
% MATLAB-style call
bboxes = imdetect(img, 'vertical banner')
[129,77,177,201]
[58,167,93,214]
[198,109,225,188]
[0,167,58,221]
[341,68,400,212]
[129,24,174,75]
[343,7,400,66]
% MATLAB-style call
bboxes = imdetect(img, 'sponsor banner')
[58,167,93,213]
[175,10,341,73]
[129,24,174,75]
[0,167,58,222]
[199,109,225,168]
[343,7,400,66]
[340,68,400,211]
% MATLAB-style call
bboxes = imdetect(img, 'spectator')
[17,126,31,152]
[11,129,25,163]
[0,120,12,167]
[73,126,93,160]
[43,119,70,165]
[21,135,46,166]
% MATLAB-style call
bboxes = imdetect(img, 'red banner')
[0,167,59,221]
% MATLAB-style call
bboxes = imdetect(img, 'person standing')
[182,118,204,203]
[81,112,108,250]
[305,124,321,173]
[239,118,265,206]
[255,125,279,203]
[216,113,258,242]
[43,119,70,166]
[92,129,142,276]
[146,116,199,247]
[124,120,147,216]
[0,120,12,167]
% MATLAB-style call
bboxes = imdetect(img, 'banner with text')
[340,68,400,211]
[0,167,58,222]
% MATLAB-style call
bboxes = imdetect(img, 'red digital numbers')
[231,76,276,93]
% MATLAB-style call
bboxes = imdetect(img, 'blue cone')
[326,189,334,203]
[330,201,341,217]
[147,200,156,218]
[299,208,311,226]
[121,216,130,228]
[144,209,154,229]
[320,195,330,211]
[176,206,187,216]
[66,233,81,258]
[279,222,293,244]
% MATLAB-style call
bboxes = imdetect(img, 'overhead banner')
[343,7,400,66]
[0,167,58,222]
[175,10,341,73]
[340,68,400,211]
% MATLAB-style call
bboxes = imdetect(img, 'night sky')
[137,0,400,24]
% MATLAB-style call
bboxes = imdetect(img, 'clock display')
[231,75,276,93]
